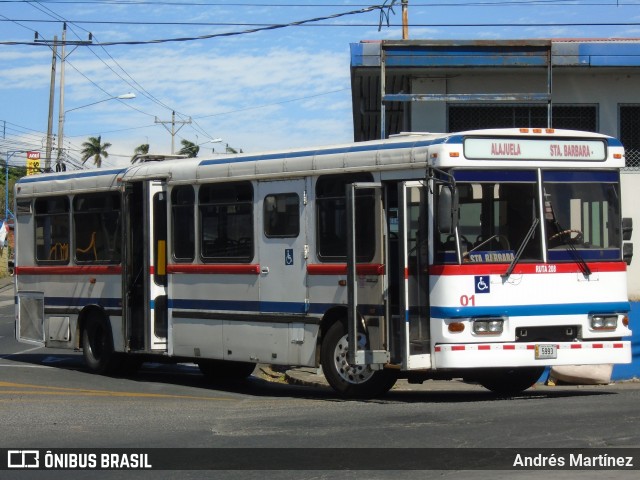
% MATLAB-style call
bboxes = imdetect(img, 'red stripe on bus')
[571,344,582,349]
[16,265,122,275]
[614,343,624,348]
[166,264,261,275]
[478,345,491,350]
[429,262,626,276]
[307,264,385,276]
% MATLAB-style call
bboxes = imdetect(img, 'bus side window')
[172,186,195,262]
[73,193,122,264]
[35,196,70,264]
[264,193,299,238]
[199,181,254,263]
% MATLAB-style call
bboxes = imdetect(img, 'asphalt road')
[1,279,639,480]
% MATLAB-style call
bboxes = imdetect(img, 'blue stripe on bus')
[170,299,384,316]
[453,170,537,182]
[17,168,127,184]
[543,170,619,182]
[548,250,621,261]
[431,301,630,319]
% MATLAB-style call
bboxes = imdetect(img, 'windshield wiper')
[554,228,592,278]
[502,218,539,280]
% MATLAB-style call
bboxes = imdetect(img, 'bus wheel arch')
[318,309,396,399]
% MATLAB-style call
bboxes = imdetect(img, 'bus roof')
[16,128,622,197]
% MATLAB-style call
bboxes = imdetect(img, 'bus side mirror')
[623,242,633,265]
[438,185,459,235]
[622,217,633,241]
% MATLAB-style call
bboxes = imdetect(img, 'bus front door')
[123,180,168,353]
[398,181,431,369]
[346,183,390,367]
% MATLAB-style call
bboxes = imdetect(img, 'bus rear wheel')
[82,314,120,374]
[198,359,256,383]
[477,366,545,396]
[320,321,396,399]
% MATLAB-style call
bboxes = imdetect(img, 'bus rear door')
[122,180,168,353]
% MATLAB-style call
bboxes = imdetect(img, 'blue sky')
[2,0,640,169]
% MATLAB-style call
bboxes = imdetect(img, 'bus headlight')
[472,318,504,335]
[590,314,618,331]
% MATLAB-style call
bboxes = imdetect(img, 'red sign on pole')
[26,151,41,175]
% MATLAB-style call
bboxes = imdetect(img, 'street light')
[54,93,136,171]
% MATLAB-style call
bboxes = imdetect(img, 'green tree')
[131,143,150,164]
[80,136,111,168]
[178,139,199,158]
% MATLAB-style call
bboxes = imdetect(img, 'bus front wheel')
[476,366,545,396]
[82,314,120,374]
[320,321,396,399]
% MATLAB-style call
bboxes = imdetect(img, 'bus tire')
[320,320,396,399]
[477,366,545,396]
[198,359,256,383]
[82,314,120,374]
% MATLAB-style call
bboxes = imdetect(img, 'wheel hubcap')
[333,332,375,384]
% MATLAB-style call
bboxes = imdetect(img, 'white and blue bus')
[14,128,633,397]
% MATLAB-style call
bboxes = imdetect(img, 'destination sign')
[464,138,607,161]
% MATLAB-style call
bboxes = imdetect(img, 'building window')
[448,105,597,132]
[35,197,70,264]
[73,193,122,263]
[620,105,640,170]
[199,182,253,263]
[264,193,300,238]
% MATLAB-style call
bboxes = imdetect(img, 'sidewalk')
[0,276,13,294]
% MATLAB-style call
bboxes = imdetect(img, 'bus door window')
[264,193,300,238]
[35,197,70,263]
[171,186,195,262]
[315,173,374,262]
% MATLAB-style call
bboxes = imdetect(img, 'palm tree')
[80,136,111,168]
[131,143,150,164]
[178,139,199,158]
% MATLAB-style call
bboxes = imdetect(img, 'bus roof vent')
[131,154,188,163]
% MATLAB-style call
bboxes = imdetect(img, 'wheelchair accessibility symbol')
[285,248,294,266]
[475,275,490,294]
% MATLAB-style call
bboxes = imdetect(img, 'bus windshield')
[435,170,622,264]
[543,171,621,262]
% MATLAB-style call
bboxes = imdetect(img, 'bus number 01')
[460,294,476,306]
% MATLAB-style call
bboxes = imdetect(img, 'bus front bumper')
[433,340,631,369]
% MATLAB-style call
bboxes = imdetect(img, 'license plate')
[535,344,557,360]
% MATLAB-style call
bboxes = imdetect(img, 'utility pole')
[36,24,92,171]
[402,0,409,40]
[45,35,58,172]
[155,111,192,154]
[56,23,67,167]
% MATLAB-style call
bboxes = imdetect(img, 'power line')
[0,2,401,46]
